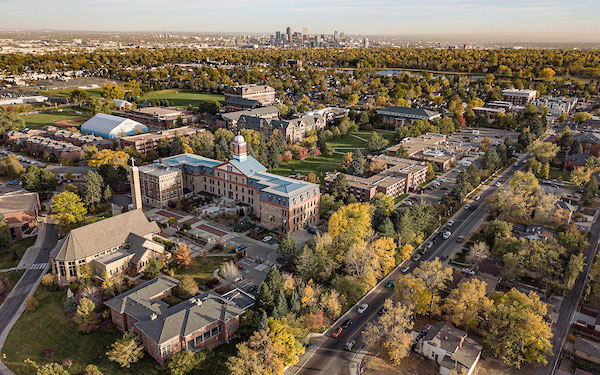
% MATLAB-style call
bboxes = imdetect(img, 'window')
[160,343,172,358]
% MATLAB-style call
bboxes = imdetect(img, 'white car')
[357,303,368,314]
[494,182,501,187]
[401,266,410,273]
[426,241,434,249]
[404,200,413,206]
[464,204,471,210]
[462,267,476,275]
[443,231,451,240]
[447,220,454,227]
[262,236,273,242]
[473,195,481,201]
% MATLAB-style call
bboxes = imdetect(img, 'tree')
[51,192,87,226]
[22,166,57,192]
[395,274,432,314]
[24,360,70,375]
[255,282,274,313]
[341,152,353,173]
[365,159,386,176]
[69,88,89,104]
[347,93,359,106]
[528,140,559,164]
[348,148,365,176]
[273,289,288,318]
[443,279,493,331]
[83,364,103,375]
[363,299,414,364]
[277,233,297,268]
[144,257,163,278]
[582,177,598,206]
[395,145,409,158]
[176,274,199,299]
[106,332,145,368]
[87,149,129,168]
[173,243,192,269]
[266,266,283,295]
[83,171,104,207]
[25,295,39,311]
[0,108,25,134]
[539,68,556,81]
[466,241,490,271]
[574,112,592,124]
[485,289,553,368]
[102,185,112,202]
[220,260,242,282]
[2,155,24,177]
[366,132,389,153]
[100,83,126,99]
[328,203,372,248]
[412,259,453,314]
[75,297,98,333]
[331,173,350,201]
[91,97,116,115]
[565,253,585,290]
[167,350,206,375]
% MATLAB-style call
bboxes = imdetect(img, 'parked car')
[513,162,519,167]
[235,262,243,270]
[341,319,353,329]
[235,244,247,252]
[456,236,464,243]
[385,280,395,288]
[344,340,356,351]
[464,204,471,210]
[426,241,434,249]
[462,267,476,275]
[401,266,410,273]
[378,307,385,316]
[358,303,369,313]
[262,235,273,242]
[447,220,454,227]
[332,327,343,338]
[473,195,481,201]
[443,231,451,240]
[494,182,501,187]
[440,254,448,261]
[307,227,318,235]
[412,254,421,261]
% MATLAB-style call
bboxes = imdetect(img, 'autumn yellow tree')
[413,259,453,315]
[395,274,432,315]
[87,149,129,168]
[363,299,414,364]
[172,243,192,269]
[443,279,493,331]
[341,152,353,172]
[328,203,372,249]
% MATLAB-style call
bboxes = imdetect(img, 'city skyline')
[0,0,599,42]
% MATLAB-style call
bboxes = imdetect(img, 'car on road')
[404,200,413,206]
[513,162,519,167]
[401,266,410,273]
[344,340,356,351]
[464,204,471,210]
[426,241,433,249]
[473,195,481,201]
[462,267,476,275]
[385,280,395,288]
[456,236,464,243]
[494,182,501,187]
[341,319,353,328]
[235,244,247,252]
[332,327,343,338]
[447,220,454,227]
[378,307,385,316]
[307,227,318,235]
[358,303,369,313]
[412,254,421,261]
[262,235,273,242]
[440,254,448,261]
[443,231,451,239]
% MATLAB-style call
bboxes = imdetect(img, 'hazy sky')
[0,0,598,41]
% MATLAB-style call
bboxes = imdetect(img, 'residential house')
[105,276,254,364]
[0,190,40,240]
[573,132,600,157]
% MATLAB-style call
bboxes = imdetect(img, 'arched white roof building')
[80,113,148,139]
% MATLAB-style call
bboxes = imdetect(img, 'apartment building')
[119,126,203,155]
[573,132,600,157]
[125,107,198,129]
[216,106,279,132]
[135,135,320,233]
[533,96,578,117]
[324,156,428,202]
[137,164,183,208]
[386,133,463,170]
[377,106,441,129]
[21,136,84,161]
[105,276,254,365]
[224,84,276,112]
[241,115,326,143]
[501,89,537,106]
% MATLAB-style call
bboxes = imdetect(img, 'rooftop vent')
[150,313,157,320]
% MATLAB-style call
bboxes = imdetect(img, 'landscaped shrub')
[25,295,38,311]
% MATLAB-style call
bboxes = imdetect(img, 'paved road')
[0,223,57,367]
[293,163,522,375]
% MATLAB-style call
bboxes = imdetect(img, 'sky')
[0,0,599,41]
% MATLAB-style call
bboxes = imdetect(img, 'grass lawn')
[39,88,103,99]
[22,108,91,129]
[0,236,37,270]
[353,130,396,143]
[192,339,241,375]
[173,256,232,288]
[326,133,367,150]
[1,287,164,375]
[141,89,224,107]
[548,168,571,182]
[270,153,343,178]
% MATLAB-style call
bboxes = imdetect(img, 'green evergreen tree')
[258,309,269,331]
[255,282,274,314]
[273,289,288,318]
[265,266,283,295]
[348,148,365,176]
[289,289,301,314]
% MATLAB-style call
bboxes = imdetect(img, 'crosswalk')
[29,263,47,270]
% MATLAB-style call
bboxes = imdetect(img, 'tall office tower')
[363,38,369,48]
[333,30,339,41]
[275,31,281,42]
[286,27,292,43]
[302,27,308,40]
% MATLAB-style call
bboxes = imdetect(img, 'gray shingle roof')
[50,210,160,262]
[377,106,440,119]
[573,132,600,144]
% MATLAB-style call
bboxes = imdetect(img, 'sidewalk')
[16,220,46,270]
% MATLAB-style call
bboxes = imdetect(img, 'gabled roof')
[50,210,160,262]
[220,106,279,122]
[226,155,267,177]
[574,132,600,144]
[565,153,594,166]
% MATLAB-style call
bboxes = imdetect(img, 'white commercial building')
[80,113,148,139]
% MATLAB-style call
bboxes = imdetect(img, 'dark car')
[440,254,448,261]
[378,307,385,316]
[307,228,318,235]
[341,319,353,329]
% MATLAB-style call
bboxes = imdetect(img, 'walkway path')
[0,223,58,375]
[349,133,368,142]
